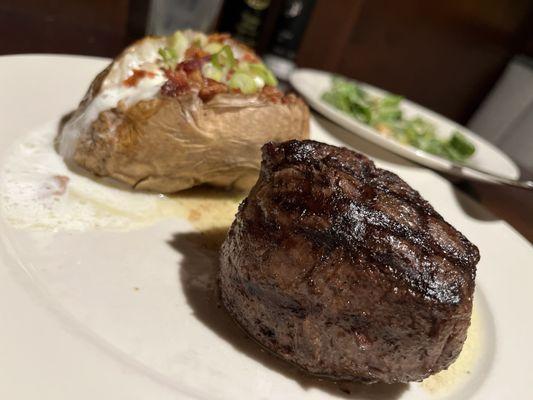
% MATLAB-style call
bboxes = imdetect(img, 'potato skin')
[60,52,309,193]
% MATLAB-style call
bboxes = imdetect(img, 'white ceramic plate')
[1,55,532,400]
[290,68,520,182]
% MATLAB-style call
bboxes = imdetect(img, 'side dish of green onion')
[322,77,475,162]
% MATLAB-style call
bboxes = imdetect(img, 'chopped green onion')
[252,75,266,89]
[211,45,236,70]
[192,33,207,48]
[234,62,276,87]
[248,63,278,86]
[158,47,178,68]
[204,42,224,55]
[202,63,224,81]
[229,72,257,94]
[168,30,188,59]
[235,61,249,72]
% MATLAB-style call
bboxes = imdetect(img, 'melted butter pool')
[419,302,484,397]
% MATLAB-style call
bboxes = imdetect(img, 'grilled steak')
[219,140,479,383]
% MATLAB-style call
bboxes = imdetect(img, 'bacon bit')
[185,46,210,60]
[199,78,229,102]
[164,68,188,82]
[187,69,204,84]
[52,175,69,195]
[259,85,284,103]
[257,86,299,104]
[161,69,189,97]
[242,52,260,63]
[179,56,210,73]
[207,33,230,43]
[123,69,155,87]
[40,175,69,198]
[282,93,300,104]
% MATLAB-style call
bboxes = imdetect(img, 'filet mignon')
[219,140,479,383]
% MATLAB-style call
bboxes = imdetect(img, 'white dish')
[1,55,532,399]
[290,68,520,182]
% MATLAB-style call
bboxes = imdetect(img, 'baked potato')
[58,30,309,193]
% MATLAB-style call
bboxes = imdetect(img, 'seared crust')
[219,140,479,383]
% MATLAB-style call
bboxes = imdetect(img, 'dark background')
[1,0,532,240]
[2,0,532,124]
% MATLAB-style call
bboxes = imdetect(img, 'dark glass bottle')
[263,0,316,80]
[217,0,273,49]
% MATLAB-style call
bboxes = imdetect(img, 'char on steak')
[219,140,479,383]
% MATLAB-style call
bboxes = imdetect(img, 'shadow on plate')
[449,175,533,240]
[448,180,497,222]
[168,229,408,400]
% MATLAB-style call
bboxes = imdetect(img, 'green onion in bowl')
[322,77,476,162]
